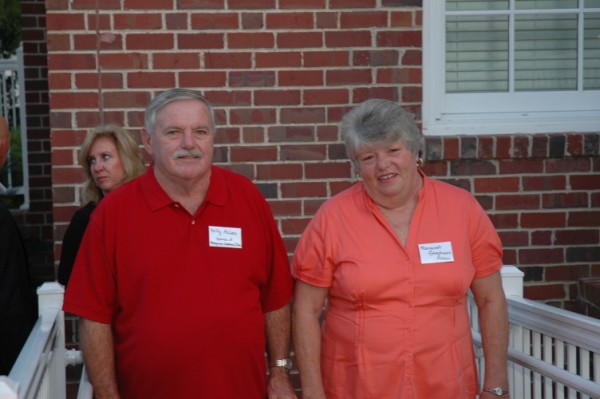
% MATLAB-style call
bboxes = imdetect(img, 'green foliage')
[0,0,22,58]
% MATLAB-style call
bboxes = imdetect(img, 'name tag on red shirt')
[209,226,242,248]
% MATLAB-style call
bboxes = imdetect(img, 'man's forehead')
[154,100,213,132]
[157,98,208,114]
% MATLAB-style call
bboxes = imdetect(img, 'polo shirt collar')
[204,166,228,208]
[141,163,228,212]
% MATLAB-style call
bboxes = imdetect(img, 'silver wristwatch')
[270,358,292,371]
[484,387,509,396]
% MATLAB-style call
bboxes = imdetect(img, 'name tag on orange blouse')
[418,241,454,264]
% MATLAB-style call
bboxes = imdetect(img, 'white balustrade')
[0,283,69,399]
[471,265,600,398]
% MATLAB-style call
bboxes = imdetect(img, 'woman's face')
[88,136,126,195]
[355,139,420,205]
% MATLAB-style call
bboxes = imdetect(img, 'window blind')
[585,12,600,89]
[445,0,600,93]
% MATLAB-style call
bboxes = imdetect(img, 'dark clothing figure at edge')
[0,114,37,375]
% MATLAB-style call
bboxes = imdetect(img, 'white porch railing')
[0,282,92,399]
[2,267,599,398]
[470,265,600,399]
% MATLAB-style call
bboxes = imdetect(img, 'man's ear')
[141,128,153,156]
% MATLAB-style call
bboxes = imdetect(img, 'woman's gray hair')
[144,88,216,134]
[340,99,422,163]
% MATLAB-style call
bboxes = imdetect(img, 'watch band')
[483,387,509,396]
[269,358,292,370]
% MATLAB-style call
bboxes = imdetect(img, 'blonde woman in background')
[57,125,145,286]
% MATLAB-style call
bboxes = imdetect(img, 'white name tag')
[418,241,454,264]
[209,226,242,249]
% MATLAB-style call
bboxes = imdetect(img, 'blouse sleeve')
[468,197,503,279]
[292,203,337,288]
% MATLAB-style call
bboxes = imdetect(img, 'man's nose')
[181,131,195,148]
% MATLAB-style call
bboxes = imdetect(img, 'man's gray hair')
[144,88,216,134]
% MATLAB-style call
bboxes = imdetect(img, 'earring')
[355,173,361,181]
[416,157,424,168]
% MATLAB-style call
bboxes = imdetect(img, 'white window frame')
[423,0,600,135]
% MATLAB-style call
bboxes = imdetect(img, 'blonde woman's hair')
[79,125,145,203]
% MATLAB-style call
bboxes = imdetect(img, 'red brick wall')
[43,1,600,311]
[422,134,600,313]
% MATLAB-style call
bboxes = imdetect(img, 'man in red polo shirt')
[63,89,296,399]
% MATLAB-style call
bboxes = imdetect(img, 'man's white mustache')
[172,149,204,159]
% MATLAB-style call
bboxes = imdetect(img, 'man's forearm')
[265,303,297,399]
[79,318,120,399]
[265,303,292,362]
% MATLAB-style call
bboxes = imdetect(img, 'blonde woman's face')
[88,136,126,195]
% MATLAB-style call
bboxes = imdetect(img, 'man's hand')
[267,367,298,399]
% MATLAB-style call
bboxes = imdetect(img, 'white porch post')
[39,282,67,399]
[0,378,18,399]
[1,282,66,399]
[500,265,524,399]
[501,265,524,298]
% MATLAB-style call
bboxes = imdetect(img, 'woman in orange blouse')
[292,99,509,399]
